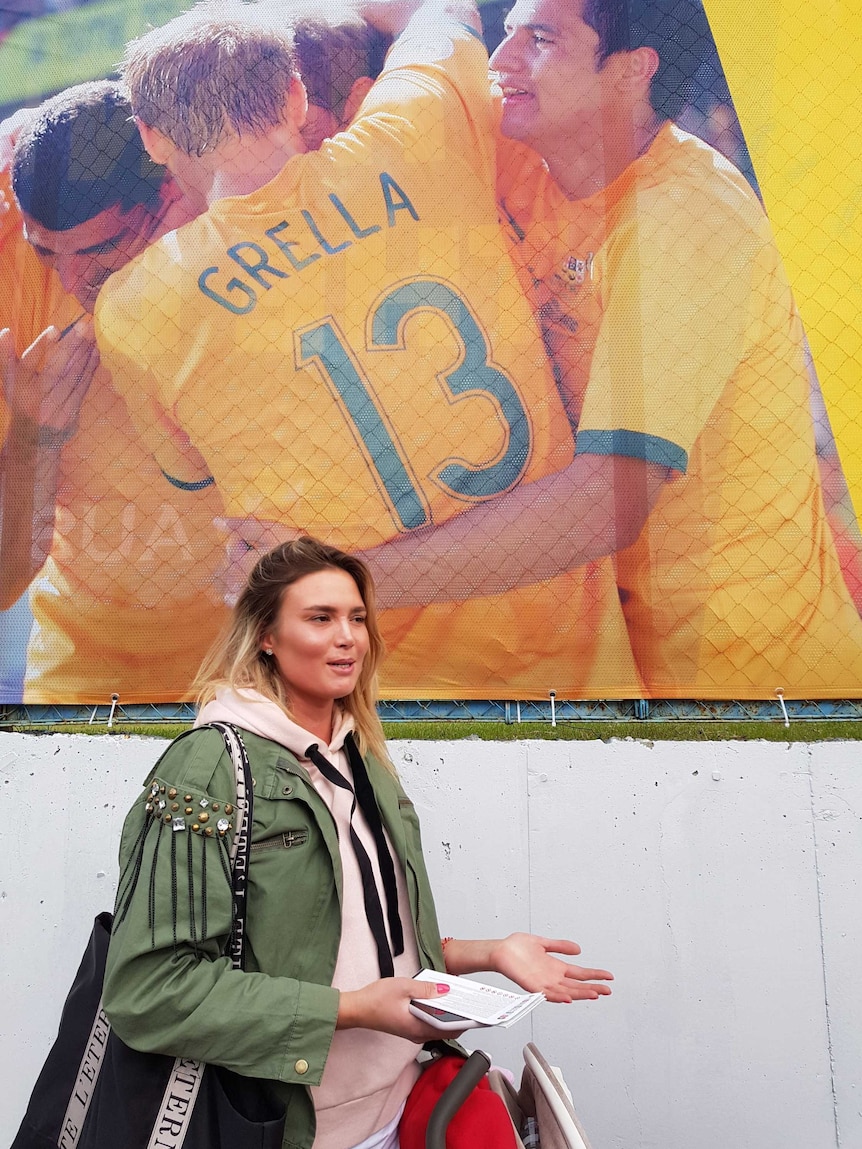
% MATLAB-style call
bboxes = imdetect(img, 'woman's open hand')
[337,976,464,1041]
[444,934,613,1003]
[491,933,613,1002]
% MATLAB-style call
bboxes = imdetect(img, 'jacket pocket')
[250,829,309,853]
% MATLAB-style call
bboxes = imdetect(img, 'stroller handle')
[425,1049,492,1149]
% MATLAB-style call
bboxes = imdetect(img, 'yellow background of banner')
[706,0,862,521]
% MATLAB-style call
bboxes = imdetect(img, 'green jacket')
[103,726,450,1149]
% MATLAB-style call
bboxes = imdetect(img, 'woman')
[103,538,612,1149]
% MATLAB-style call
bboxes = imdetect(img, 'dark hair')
[294,16,389,122]
[11,80,165,231]
[584,0,710,120]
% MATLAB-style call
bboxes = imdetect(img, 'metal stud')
[160,786,166,794]
[145,803,154,813]
[192,823,200,833]
[171,803,179,812]
[205,827,214,836]
[164,813,172,823]
[212,803,220,811]
[185,807,193,815]
[224,804,234,815]
[184,795,192,802]
[199,812,209,824]
[168,788,178,799]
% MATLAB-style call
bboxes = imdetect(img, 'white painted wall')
[2,733,859,1149]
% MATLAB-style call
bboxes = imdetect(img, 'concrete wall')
[2,732,859,1149]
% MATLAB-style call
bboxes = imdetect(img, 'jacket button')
[295,1059,309,1075]
[283,785,293,796]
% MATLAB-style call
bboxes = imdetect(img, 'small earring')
[263,648,273,656]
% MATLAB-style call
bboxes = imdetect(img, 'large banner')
[1,0,861,704]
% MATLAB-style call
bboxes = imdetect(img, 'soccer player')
[345,0,862,697]
[96,0,642,699]
[0,112,93,617]
[2,81,227,702]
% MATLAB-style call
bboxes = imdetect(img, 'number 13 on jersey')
[296,279,533,532]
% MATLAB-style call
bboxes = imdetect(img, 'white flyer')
[414,969,545,1028]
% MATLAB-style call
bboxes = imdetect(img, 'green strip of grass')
[5,719,862,741]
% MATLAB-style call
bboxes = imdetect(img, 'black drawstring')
[344,733,404,960]
[306,736,403,978]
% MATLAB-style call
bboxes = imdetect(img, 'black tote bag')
[11,724,285,1149]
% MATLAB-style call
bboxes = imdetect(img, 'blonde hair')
[195,537,392,771]
[198,0,389,125]
[122,9,299,156]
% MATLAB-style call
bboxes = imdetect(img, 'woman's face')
[261,568,370,719]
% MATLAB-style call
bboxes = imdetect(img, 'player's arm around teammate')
[216,449,670,609]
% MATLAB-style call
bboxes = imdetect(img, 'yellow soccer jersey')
[24,360,229,703]
[98,19,642,698]
[498,125,862,698]
[0,177,228,702]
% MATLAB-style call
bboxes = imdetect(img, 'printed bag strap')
[204,722,254,971]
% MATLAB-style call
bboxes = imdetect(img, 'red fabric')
[399,1056,517,1149]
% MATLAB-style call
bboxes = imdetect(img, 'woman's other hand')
[445,934,613,1003]
[337,977,465,1041]
[493,933,613,1002]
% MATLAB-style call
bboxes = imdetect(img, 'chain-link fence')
[2,0,861,710]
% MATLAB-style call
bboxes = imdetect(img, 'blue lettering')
[203,178,419,312]
[329,194,381,240]
[198,267,256,315]
[380,173,419,227]
[265,222,321,271]
[228,242,289,288]
[297,320,428,531]
[301,210,351,255]
[371,280,530,498]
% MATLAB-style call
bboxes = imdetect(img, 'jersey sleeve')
[346,13,495,174]
[103,728,339,1086]
[0,167,20,252]
[576,183,764,473]
[95,277,214,489]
